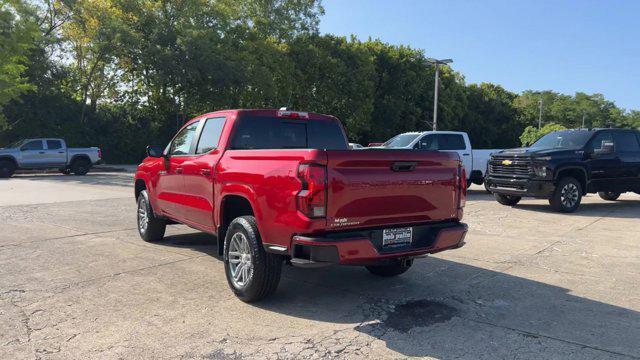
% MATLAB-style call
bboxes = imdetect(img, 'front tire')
[366,259,413,277]
[0,160,16,178]
[224,216,282,302]
[598,191,621,201]
[137,190,166,242]
[549,177,582,213]
[71,158,90,175]
[494,193,521,206]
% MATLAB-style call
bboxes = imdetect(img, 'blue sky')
[319,0,640,111]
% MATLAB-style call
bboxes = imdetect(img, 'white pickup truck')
[377,131,502,189]
[0,138,102,178]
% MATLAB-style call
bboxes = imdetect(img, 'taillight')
[297,163,327,218]
[459,166,467,208]
[98,149,102,158]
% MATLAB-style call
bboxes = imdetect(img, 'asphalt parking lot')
[1,172,639,359]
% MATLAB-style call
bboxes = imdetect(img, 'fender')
[217,183,264,233]
[69,154,91,165]
[554,165,589,192]
[0,155,18,168]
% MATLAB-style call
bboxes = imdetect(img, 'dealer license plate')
[382,227,413,247]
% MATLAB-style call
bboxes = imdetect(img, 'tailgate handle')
[391,162,417,172]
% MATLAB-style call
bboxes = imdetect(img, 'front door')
[181,116,226,230]
[19,140,46,167]
[586,131,621,192]
[155,120,201,219]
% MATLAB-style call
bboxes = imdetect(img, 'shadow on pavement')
[513,197,640,219]
[13,172,133,188]
[253,258,639,358]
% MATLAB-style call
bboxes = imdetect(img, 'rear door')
[325,150,461,230]
[43,139,67,166]
[612,131,640,190]
[416,134,471,179]
[155,120,200,218]
[181,116,227,229]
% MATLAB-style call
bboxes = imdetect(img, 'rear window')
[230,116,348,150]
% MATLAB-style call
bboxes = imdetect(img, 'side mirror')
[593,141,614,156]
[146,145,165,158]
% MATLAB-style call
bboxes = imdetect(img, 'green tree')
[519,122,567,147]
[0,0,39,129]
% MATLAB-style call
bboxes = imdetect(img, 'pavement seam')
[463,316,640,359]
[4,227,138,247]
[52,254,210,292]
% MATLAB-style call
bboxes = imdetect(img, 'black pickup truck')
[485,128,640,212]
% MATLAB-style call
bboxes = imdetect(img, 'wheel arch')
[218,194,258,256]
[0,155,18,168]
[70,154,91,165]
[555,166,588,194]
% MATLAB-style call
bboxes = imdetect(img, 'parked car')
[348,142,364,149]
[485,128,640,212]
[376,131,501,189]
[134,109,468,302]
[0,138,102,178]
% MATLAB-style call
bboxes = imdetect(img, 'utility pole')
[538,97,543,130]
[426,58,453,131]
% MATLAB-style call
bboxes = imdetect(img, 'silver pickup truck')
[0,138,102,178]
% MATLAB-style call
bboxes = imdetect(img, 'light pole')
[538,97,543,130]
[426,58,453,131]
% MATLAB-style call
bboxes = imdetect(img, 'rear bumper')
[287,222,468,266]
[485,176,555,198]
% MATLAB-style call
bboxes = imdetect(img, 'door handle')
[39,151,45,154]
[462,153,470,156]
[175,167,183,174]
[200,169,211,177]
[58,151,64,154]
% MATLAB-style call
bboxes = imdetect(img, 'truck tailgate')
[325,150,461,230]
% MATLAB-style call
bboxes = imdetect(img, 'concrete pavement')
[1,172,639,359]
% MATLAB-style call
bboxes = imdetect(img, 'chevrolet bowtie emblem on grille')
[501,160,513,165]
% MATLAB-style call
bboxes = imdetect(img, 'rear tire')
[0,160,16,178]
[494,193,521,206]
[71,158,90,175]
[598,191,621,201]
[137,190,166,242]
[224,216,282,302]
[549,177,582,213]
[366,259,413,277]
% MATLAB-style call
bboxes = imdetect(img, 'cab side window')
[196,117,226,154]
[613,132,640,152]
[170,121,200,156]
[415,135,437,150]
[46,140,62,150]
[21,140,44,151]
[437,134,466,150]
[589,132,614,152]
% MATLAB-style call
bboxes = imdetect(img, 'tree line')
[1,0,639,163]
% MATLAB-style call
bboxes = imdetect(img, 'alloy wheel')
[561,183,579,208]
[228,232,254,288]
[138,199,149,233]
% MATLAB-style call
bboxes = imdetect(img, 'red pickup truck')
[134,109,468,302]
